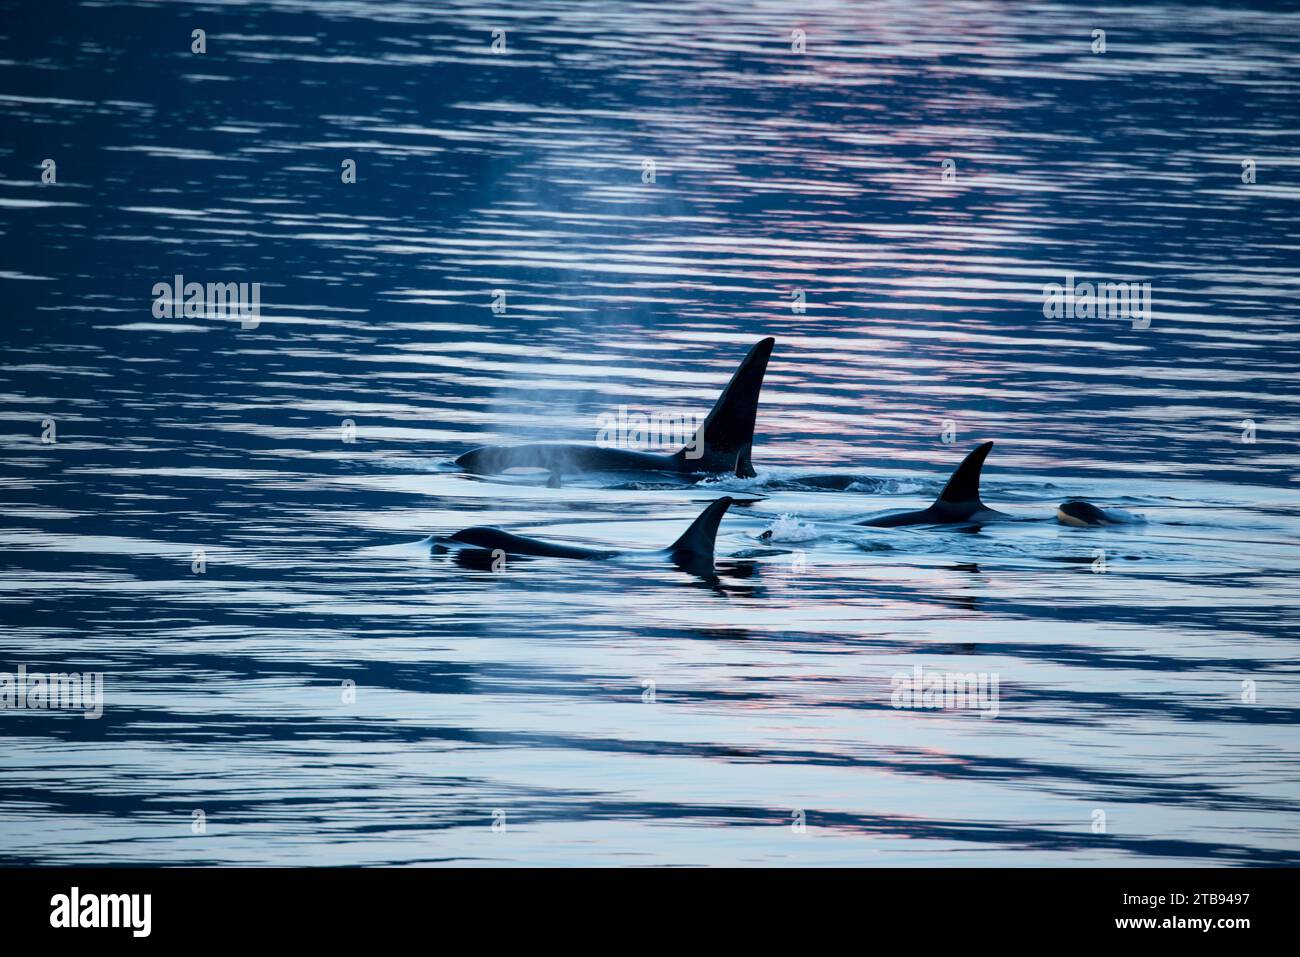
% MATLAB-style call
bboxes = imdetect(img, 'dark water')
[1,0,1299,865]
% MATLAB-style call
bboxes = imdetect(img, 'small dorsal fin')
[733,443,754,478]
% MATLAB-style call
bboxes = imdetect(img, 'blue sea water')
[1,0,1298,865]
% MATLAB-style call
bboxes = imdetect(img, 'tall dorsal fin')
[673,338,774,475]
[666,496,734,561]
[935,441,994,505]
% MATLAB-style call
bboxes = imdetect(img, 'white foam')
[761,513,821,543]
[1102,507,1147,525]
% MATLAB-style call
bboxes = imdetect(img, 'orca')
[455,337,775,479]
[857,441,1009,527]
[434,496,736,575]
[1056,500,1117,526]
[852,442,1117,529]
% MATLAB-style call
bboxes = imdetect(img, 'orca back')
[447,527,615,560]
[1057,500,1108,526]
[858,441,997,526]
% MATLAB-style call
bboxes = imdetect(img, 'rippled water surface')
[2,0,1299,865]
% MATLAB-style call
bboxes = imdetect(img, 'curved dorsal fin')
[935,441,994,505]
[666,496,734,561]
